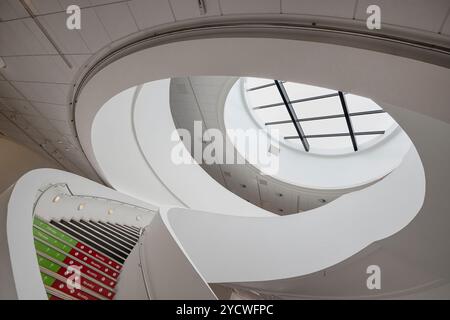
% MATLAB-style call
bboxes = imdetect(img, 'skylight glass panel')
[308,137,353,150]
[254,107,290,125]
[244,77,397,154]
[351,113,395,132]
[283,82,335,101]
[292,96,342,118]
[246,77,273,89]
[345,94,381,112]
[301,118,350,136]
[269,123,300,139]
[247,85,283,107]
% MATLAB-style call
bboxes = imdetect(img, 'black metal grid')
[247,80,387,152]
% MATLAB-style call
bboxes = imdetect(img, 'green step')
[37,255,61,273]
[40,272,56,287]
[33,227,72,254]
[34,240,67,262]
[33,217,78,246]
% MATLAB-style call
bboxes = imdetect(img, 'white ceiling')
[0,0,449,183]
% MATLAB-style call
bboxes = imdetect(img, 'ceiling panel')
[95,2,139,40]
[170,0,221,20]
[22,114,57,132]
[12,81,71,104]
[1,55,75,83]
[0,19,57,56]
[58,0,93,9]
[50,119,75,135]
[226,176,260,204]
[89,0,128,5]
[0,98,40,116]
[32,102,71,121]
[201,164,226,186]
[77,7,111,53]
[220,0,280,15]
[0,99,12,111]
[442,14,450,36]
[355,0,450,33]
[282,0,356,19]
[128,0,175,30]
[0,0,29,21]
[259,182,297,214]
[0,81,24,99]
[38,12,91,54]
[22,18,58,54]
[27,0,63,15]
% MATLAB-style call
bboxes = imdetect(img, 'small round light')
[108,209,114,215]
[318,199,327,204]
[77,203,85,210]
[52,195,61,203]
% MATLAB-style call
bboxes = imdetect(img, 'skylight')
[244,77,396,154]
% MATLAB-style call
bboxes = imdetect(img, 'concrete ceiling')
[0,0,449,183]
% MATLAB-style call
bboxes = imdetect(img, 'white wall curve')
[75,36,450,285]
[76,37,448,212]
[164,145,424,282]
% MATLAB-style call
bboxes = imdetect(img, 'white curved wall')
[75,37,450,290]
[92,86,183,208]
[164,146,424,282]
[92,81,273,216]
[132,80,273,216]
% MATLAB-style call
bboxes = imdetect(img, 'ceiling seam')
[0,0,132,23]
[166,0,177,22]
[438,6,450,34]
[352,0,359,20]
[18,0,73,68]
[187,77,230,190]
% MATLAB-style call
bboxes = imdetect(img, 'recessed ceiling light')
[108,208,113,215]
[77,203,85,210]
[318,199,327,203]
[278,193,283,197]
[241,184,247,188]
[279,209,284,212]
[136,215,141,221]
[52,195,61,203]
